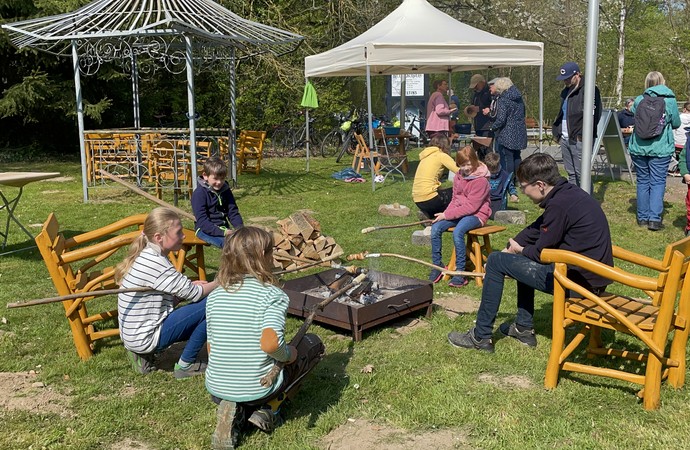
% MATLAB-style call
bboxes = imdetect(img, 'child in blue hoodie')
[484,152,513,219]
[191,156,244,248]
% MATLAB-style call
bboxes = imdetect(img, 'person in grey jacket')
[490,77,527,202]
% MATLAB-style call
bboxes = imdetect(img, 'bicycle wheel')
[320,130,341,157]
[271,127,291,157]
[335,131,354,163]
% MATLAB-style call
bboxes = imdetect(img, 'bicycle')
[270,112,322,157]
[334,114,371,163]
[320,112,352,158]
[404,112,430,147]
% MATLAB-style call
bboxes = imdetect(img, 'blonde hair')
[216,226,276,291]
[645,71,666,89]
[493,77,514,94]
[114,207,181,283]
[455,145,480,171]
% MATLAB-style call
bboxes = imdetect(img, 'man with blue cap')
[552,62,602,189]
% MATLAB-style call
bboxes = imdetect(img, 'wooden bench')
[35,213,207,361]
[443,224,507,286]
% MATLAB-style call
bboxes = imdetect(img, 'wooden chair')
[237,130,266,175]
[443,225,507,286]
[540,237,690,409]
[352,133,381,175]
[35,213,207,361]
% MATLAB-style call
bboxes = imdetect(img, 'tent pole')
[185,36,198,190]
[400,76,406,133]
[72,40,88,203]
[539,64,544,152]
[366,60,375,192]
[305,76,310,172]
[131,53,140,129]
[229,48,237,186]
[581,0,600,194]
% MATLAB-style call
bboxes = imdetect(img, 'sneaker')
[248,407,283,433]
[448,276,468,288]
[429,268,444,283]
[126,350,156,374]
[647,221,663,231]
[499,322,537,347]
[173,361,207,379]
[212,400,244,450]
[447,329,494,353]
[637,219,649,227]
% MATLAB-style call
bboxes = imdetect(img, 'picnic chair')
[34,213,207,361]
[352,133,380,175]
[237,130,267,175]
[373,128,407,181]
[540,236,690,409]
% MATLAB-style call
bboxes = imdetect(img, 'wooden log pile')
[272,211,343,270]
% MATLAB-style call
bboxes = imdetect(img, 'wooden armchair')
[540,237,690,409]
[237,130,267,175]
[35,213,207,361]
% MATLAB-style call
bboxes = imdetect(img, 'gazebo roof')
[2,0,303,58]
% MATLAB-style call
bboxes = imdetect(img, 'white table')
[0,172,60,251]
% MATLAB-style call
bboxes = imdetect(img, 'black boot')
[648,221,663,231]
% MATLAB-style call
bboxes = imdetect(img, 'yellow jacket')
[412,146,459,202]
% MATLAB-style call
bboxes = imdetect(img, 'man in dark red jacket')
[448,153,613,352]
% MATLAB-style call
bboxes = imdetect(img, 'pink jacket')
[425,91,452,132]
[443,163,491,225]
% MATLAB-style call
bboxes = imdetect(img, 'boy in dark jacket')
[447,153,613,353]
[191,156,244,248]
[484,152,512,219]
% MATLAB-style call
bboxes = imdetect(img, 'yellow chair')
[540,237,690,410]
[35,213,207,361]
[443,225,507,286]
[352,133,380,175]
[237,130,267,175]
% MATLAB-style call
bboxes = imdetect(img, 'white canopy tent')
[304,0,544,189]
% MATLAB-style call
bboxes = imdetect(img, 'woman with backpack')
[628,71,681,231]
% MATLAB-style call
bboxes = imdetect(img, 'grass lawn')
[1,151,690,449]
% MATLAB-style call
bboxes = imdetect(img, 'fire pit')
[282,268,433,341]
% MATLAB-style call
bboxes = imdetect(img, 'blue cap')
[556,62,580,81]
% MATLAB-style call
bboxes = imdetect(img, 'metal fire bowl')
[282,268,433,341]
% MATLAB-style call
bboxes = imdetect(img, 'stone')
[494,210,526,225]
[411,226,432,246]
[378,203,410,217]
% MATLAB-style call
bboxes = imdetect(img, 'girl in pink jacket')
[428,146,491,287]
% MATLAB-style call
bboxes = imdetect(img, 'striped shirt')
[117,243,203,354]
[205,277,291,402]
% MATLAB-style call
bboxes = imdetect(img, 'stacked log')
[272,211,343,270]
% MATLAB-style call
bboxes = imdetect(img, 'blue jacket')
[491,85,527,151]
[628,85,681,157]
[191,177,243,237]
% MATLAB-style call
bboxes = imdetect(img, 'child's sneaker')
[173,361,207,379]
[448,276,468,288]
[428,267,444,283]
[212,400,244,450]
[126,350,156,374]
[248,407,283,433]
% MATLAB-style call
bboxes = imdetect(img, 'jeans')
[430,216,482,271]
[497,143,521,196]
[474,252,554,340]
[631,154,670,223]
[196,229,225,248]
[157,298,207,363]
[560,138,584,186]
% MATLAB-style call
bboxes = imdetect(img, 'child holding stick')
[429,146,491,287]
[206,226,324,449]
[115,207,218,378]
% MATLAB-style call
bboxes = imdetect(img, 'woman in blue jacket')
[628,71,681,231]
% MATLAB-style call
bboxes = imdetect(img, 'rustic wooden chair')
[35,213,207,361]
[84,132,116,183]
[237,130,267,175]
[540,236,690,410]
[443,225,507,286]
[352,133,381,175]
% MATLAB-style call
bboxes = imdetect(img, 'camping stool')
[443,224,507,286]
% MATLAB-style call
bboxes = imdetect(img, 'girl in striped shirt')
[206,226,324,449]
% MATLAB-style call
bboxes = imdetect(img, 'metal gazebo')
[2,0,303,201]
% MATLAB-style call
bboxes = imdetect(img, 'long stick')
[361,220,432,234]
[7,287,157,309]
[98,169,195,222]
[274,251,345,275]
[260,272,368,387]
[347,251,484,278]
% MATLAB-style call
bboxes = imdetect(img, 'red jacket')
[443,163,491,225]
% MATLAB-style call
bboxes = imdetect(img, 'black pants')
[415,188,453,218]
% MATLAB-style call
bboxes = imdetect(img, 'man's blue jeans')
[196,229,225,248]
[631,154,671,223]
[430,216,482,270]
[157,298,207,363]
[496,142,520,196]
[474,252,554,340]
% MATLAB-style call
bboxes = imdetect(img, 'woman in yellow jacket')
[412,135,459,219]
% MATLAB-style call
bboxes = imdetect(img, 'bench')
[443,224,507,286]
[35,213,207,361]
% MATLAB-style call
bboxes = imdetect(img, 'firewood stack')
[272,211,343,270]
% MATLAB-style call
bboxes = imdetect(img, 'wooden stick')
[98,169,195,222]
[361,220,432,234]
[347,251,484,278]
[273,251,345,275]
[260,272,368,387]
[7,287,157,309]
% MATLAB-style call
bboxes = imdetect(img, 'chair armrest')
[612,245,665,272]
[65,214,147,248]
[540,248,658,291]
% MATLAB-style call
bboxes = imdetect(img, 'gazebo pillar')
[229,48,238,185]
[72,40,89,203]
[185,36,198,188]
